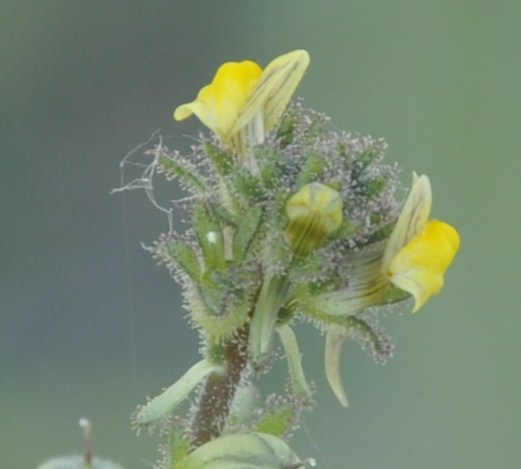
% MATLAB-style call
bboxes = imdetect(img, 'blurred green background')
[2,1,520,468]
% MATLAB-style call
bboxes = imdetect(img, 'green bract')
[177,433,311,469]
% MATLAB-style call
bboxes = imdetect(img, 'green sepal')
[257,149,282,189]
[188,284,250,341]
[254,404,295,437]
[276,107,298,148]
[346,316,392,360]
[198,282,229,315]
[165,239,202,281]
[333,218,359,240]
[232,168,263,200]
[157,152,206,193]
[169,428,191,469]
[192,204,226,271]
[365,220,395,244]
[295,152,325,187]
[204,142,233,176]
[358,148,380,169]
[233,204,263,264]
[211,202,239,227]
[378,283,410,305]
[363,176,386,199]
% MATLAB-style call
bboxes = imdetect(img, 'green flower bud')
[285,182,342,256]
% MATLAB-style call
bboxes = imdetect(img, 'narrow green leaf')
[135,360,224,426]
[233,204,262,263]
[166,240,202,281]
[295,153,325,187]
[158,153,206,192]
[324,328,349,407]
[204,143,233,175]
[249,275,290,368]
[277,324,312,402]
[192,204,226,271]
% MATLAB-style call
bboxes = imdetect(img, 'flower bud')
[285,182,343,256]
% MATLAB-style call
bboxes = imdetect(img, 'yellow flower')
[174,50,310,155]
[323,174,460,407]
[383,173,460,312]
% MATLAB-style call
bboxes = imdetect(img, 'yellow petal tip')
[389,219,460,312]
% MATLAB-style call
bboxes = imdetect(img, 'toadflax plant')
[37,50,460,469]
[135,49,459,468]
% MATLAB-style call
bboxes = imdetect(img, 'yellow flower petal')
[174,60,262,138]
[388,220,460,312]
[173,50,309,154]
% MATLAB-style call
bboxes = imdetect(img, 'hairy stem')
[190,324,250,447]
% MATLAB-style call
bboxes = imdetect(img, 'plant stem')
[190,324,250,447]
